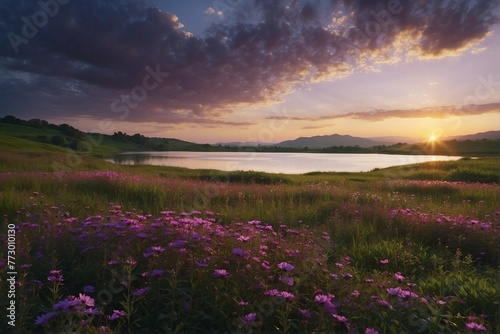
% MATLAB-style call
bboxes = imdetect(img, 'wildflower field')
[0,148,499,333]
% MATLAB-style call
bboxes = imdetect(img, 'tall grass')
[0,142,498,332]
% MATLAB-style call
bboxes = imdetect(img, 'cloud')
[205,7,216,14]
[205,7,223,18]
[266,103,500,122]
[0,0,498,123]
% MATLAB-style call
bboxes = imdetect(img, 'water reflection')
[107,151,463,174]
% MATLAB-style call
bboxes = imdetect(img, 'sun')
[429,135,436,142]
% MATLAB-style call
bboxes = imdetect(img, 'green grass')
[0,134,499,333]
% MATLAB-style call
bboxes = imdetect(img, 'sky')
[0,0,499,144]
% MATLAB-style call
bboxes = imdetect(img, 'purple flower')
[143,251,154,258]
[299,309,312,318]
[35,312,58,326]
[214,269,229,278]
[387,287,401,296]
[365,328,379,334]
[107,310,126,321]
[232,248,245,256]
[324,300,338,314]
[315,294,330,304]
[351,290,360,297]
[107,260,119,266]
[242,312,258,325]
[437,300,447,306]
[48,271,64,284]
[151,246,166,253]
[376,299,392,309]
[399,290,419,300]
[281,276,294,286]
[151,269,164,277]
[53,298,75,312]
[465,322,487,331]
[380,259,389,265]
[238,301,249,306]
[277,262,294,271]
[134,287,151,297]
[169,239,187,248]
[83,285,95,293]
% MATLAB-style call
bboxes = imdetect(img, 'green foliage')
[198,170,291,184]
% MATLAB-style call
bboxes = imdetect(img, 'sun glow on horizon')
[429,135,436,142]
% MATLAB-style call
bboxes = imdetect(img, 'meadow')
[0,136,499,333]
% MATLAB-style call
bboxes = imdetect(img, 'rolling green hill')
[0,117,211,156]
[0,134,68,153]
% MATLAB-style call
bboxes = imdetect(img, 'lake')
[107,151,462,174]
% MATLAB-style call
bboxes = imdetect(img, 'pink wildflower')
[214,269,230,278]
[107,310,126,321]
[315,294,330,304]
[394,272,405,282]
[280,291,295,300]
[465,322,487,331]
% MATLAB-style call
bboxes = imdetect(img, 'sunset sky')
[1,0,499,144]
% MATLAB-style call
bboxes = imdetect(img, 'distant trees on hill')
[0,115,166,151]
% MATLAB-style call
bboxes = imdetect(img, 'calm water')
[107,151,462,174]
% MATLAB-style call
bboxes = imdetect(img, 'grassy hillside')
[0,121,216,155]
[0,134,68,153]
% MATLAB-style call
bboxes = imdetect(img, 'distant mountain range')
[274,134,388,148]
[215,141,275,147]
[446,131,500,141]
[272,131,500,149]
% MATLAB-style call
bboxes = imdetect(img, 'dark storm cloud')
[0,0,498,122]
